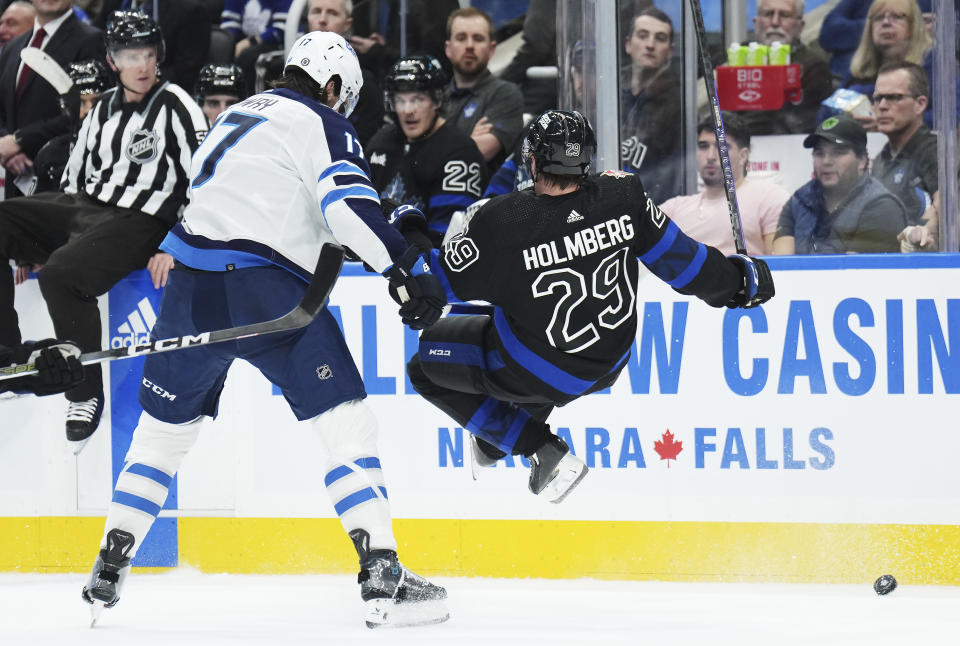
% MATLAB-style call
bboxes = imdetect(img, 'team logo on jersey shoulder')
[648,197,666,229]
[601,170,632,179]
[444,233,480,272]
[126,129,159,164]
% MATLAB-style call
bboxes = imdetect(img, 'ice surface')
[0,571,957,645]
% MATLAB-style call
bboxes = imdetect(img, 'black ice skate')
[81,528,135,627]
[350,529,449,629]
[468,435,507,480]
[66,392,103,454]
[528,435,589,503]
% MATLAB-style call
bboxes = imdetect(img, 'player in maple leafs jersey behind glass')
[406,109,774,503]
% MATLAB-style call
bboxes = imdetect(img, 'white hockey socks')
[311,399,397,553]
[99,412,202,555]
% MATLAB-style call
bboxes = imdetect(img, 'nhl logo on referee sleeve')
[126,129,159,164]
[316,365,333,380]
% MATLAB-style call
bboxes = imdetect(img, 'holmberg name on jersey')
[522,215,636,271]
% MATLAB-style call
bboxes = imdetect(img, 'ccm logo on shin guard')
[142,377,177,401]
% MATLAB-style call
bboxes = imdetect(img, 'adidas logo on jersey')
[111,298,157,349]
[566,209,584,224]
[369,152,387,166]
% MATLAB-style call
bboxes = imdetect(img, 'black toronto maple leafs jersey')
[366,121,487,243]
[431,171,744,396]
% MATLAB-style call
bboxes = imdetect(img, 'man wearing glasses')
[741,0,834,135]
[870,61,938,226]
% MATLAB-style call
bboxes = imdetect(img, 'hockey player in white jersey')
[81,32,448,629]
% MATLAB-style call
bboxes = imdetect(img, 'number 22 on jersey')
[192,112,268,188]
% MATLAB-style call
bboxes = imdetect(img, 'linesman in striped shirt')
[0,11,207,451]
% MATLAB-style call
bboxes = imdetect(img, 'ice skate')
[528,435,588,503]
[81,529,134,627]
[66,393,103,454]
[351,530,449,629]
[468,435,506,480]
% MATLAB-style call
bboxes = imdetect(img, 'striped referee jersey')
[62,81,208,225]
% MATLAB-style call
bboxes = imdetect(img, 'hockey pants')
[407,314,556,456]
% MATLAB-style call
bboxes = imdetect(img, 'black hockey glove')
[8,339,84,396]
[382,246,447,329]
[726,255,775,309]
[384,201,433,254]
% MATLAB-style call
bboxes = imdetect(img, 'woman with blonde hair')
[848,0,932,84]
[841,0,952,129]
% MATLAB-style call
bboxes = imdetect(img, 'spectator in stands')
[660,112,787,256]
[443,7,523,171]
[619,7,682,204]
[499,0,557,116]
[0,1,34,55]
[195,62,246,125]
[95,0,211,91]
[0,0,104,198]
[819,0,931,80]
[871,61,937,225]
[742,0,834,135]
[219,0,290,92]
[366,56,486,246]
[773,114,906,254]
[899,189,938,251]
[0,12,207,450]
[307,0,383,146]
[348,0,458,82]
[845,0,933,125]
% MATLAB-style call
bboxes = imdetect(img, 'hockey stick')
[19,46,81,126]
[687,0,748,255]
[0,243,346,381]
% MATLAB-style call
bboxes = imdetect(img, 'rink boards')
[2,254,959,584]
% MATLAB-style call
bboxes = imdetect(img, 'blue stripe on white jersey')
[176,88,407,276]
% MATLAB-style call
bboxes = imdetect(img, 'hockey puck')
[874,574,897,595]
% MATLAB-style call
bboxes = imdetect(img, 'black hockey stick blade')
[0,243,345,381]
[687,0,748,255]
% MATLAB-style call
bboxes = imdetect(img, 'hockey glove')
[382,247,447,329]
[384,201,433,254]
[726,255,774,309]
[11,339,84,396]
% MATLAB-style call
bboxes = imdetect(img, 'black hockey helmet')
[383,55,447,112]
[67,59,112,95]
[522,109,596,177]
[195,63,248,104]
[105,11,165,63]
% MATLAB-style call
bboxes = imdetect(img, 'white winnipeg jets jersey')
[161,88,405,279]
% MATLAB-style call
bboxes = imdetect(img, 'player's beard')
[454,59,487,81]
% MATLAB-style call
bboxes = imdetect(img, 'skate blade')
[363,598,450,629]
[70,437,91,455]
[89,601,105,627]
[539,455,589,504]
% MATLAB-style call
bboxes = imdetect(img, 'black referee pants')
[0,191,170,401]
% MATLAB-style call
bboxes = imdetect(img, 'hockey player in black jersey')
[406,110,775,503]
[366,55,487,247]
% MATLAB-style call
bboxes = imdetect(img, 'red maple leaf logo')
[654,430,683,467]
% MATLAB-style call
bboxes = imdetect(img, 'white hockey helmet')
[284,31,363,118]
